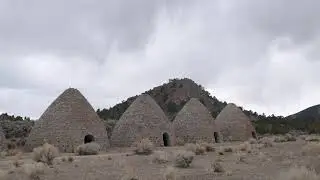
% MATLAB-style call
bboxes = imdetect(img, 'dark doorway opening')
[252,131,257,139]
[214,132,220,143]
[84,134,95,144]
[163,132,170,147]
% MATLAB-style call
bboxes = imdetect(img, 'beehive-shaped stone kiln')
[215,103,257,141]
[173,98,221,144]
[110,94,174,147]
[25,88,109,152]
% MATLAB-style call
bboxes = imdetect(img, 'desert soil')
[1,139,319,180]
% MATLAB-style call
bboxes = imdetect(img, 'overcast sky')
[1,0,320,119]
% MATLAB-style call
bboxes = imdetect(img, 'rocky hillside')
[97,78,264,121]
[285,105,320,133]
[98,78,298,135]
[98,78,229,121]
[287,105,320,121]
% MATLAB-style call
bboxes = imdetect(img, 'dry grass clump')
[22,163,45,180]
[12,160,24,168]
[133,138,154,155]
[234,152,248,164]
[223,146,234,152]
[238,155,247,163]
[163,166,177,180]
[258,152,271,162]
[277,166,319,180]
[212,162,225,173]
[61,156,74,163]
[184,143,206,155]
[6,149,22,157]
[12,154,24,168]
[174,150,194,168]
[32,143,59,165]
[3,141,23,157]
[258,137,274,148]
[274,136,287,143]
[197,141,215,152]
[217,146,231,155]
[61,156,66,162]
[274,134,297,143]
[285,133,297,142]
[217,148,224,155]
[238,142,252,153]
[175,137,185,146]
[68,156,74,162]
[76,142,100,156]
[248,138,257,144]
[7,141,17,150]
[305,135,320,142]
[152,151,169,164]
[0,151,7,158]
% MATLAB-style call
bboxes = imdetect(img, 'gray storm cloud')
[0,0,320,118]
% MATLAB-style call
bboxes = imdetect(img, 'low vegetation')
[133,138,154,155]
[76,142,100,156]
[305,135,320,142]
[174,150,194,168]
[32,143,59,165]
[238,141,252,153]
[175,137,185,146]
[184,143,206,155]
[223,146,234,153]
[2,140,23,157]
[152,151,169,164]
[197,141,215,152]
[258,137,274,148]
[248,138,257,144]
[212,162,225,173]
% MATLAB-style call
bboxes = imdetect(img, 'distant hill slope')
[287,105,320,121]
[285,105,320,133]
[98,78,302,135]
[97,78,265,122]
[97,78,228,121]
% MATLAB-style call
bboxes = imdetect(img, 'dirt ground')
[1,139,320,180]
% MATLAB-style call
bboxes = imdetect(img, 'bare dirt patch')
[0,139,319,180]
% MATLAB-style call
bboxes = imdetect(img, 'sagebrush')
[32,143,59,165]
[133,138,154,155]
[174,150,194,168]
[76,142,100,156]
[184,143,206,155]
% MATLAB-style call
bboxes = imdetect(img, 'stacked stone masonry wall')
[215,103,257,141]
[25,88,109,152]
[111,94,174,147]
[173,98,221,144]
